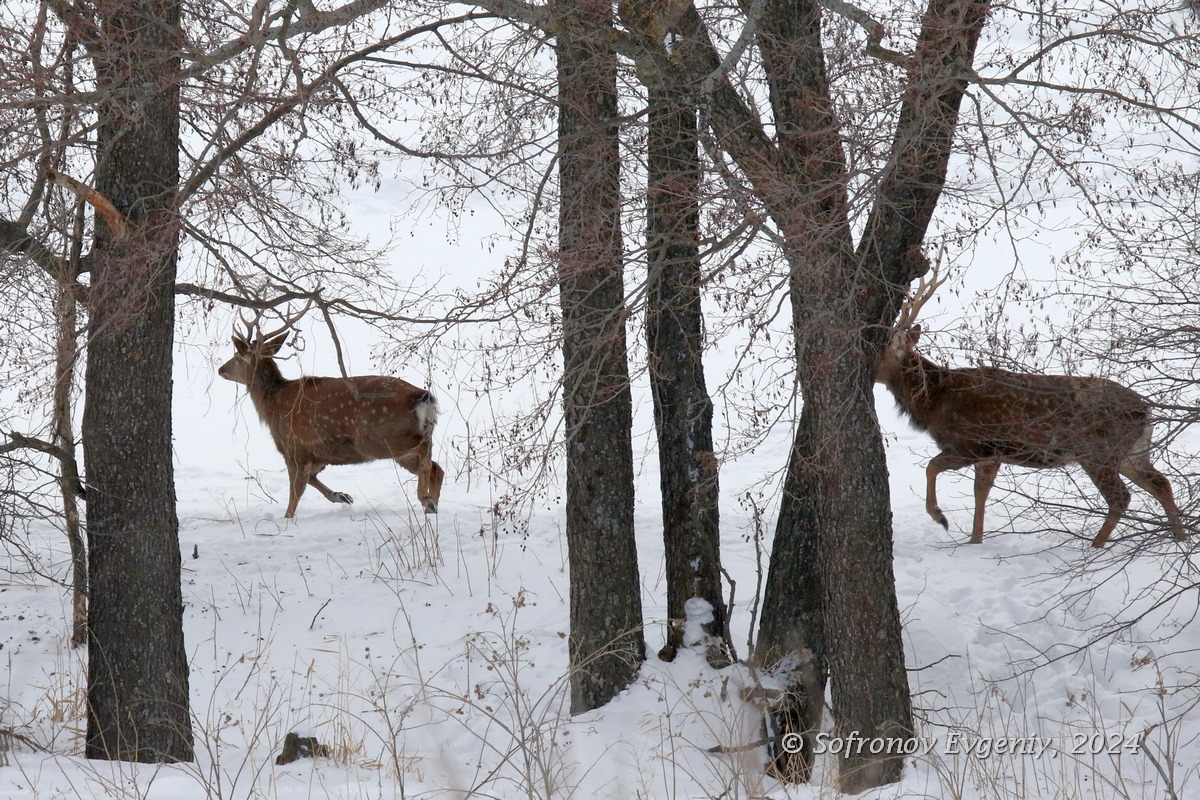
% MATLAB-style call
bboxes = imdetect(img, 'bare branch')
[174,282,510,326]
[0,432,69,463]
[180,0,392,77]
[701,0,767,98]
[44,0,101,53]
[616,2,784,226]
[816,0,909,67]
[178,12,492,204]
[45,169,130,241]
[0,218,67,278]
[462,0,551,33]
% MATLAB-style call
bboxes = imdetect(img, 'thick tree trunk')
[645,87,729,665]
[555,0,645,714]
[752,0,876,784]
[809,13,994,779]
[752,0,989,790]
[803,329,912,793]
[83,0,193,763]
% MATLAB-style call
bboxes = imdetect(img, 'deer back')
[260,375,436,466]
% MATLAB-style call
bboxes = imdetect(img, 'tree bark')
[82,0,193,763]
[555,0,646,714]
[756,410,824,781]
[800,324,912,793]
[645,84,730,665]
[780,2,990,790]
[752,0,884,785]
[859,0,993,315]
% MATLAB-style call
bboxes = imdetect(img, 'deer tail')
[414,391,439,433]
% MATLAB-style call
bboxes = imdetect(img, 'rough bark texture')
[753,0,867,784]
[555,0,646,714]
[858,0,993,316]
[646,85,729,665]
[83,0,193,763]
[756,1,990,791]
[756,410,824,781]
[817,12,992,780]
[801,326,913,793]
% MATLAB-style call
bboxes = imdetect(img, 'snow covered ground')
[1,335,1198,799]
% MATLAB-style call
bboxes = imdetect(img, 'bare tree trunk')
[82,0,193,763]
[756,410,824,781]
[753,0,989,789]
[51,245,86,648]
[555,0,645,714]
[645,84,730,665]
[757,0,845,781]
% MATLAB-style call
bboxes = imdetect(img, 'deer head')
[217,301,311,387]
[876,249,947,387]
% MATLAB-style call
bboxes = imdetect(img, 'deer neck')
[885,354,947,427]
[247,359,289,414]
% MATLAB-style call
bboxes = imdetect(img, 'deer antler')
[260,299,313,341]
[233,299,315,345]
[236,310,257,343]
[894,243,947,331]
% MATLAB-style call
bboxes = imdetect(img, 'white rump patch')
[1128,423,1154,460]
[415,397,439,433]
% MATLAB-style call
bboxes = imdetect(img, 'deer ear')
[906,325,922,349]
[263,331,290,355]
[232,335,248,353]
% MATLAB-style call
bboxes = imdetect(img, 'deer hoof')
[333,492,353,505]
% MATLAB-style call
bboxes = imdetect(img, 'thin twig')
[309,599,331,630]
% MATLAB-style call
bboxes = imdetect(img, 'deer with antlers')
[877,255,1186,548]
[218,303,444,518]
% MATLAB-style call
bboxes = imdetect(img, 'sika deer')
[218,305,444,518]
[877,261,1185,548]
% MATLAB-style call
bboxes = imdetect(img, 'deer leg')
[284,460,310,519]
[970,459,1001,544]
[1081,461,1131,548]
[925,452,975,534]
[422,459,445,514]
[396,444,443,514]
[304,466,353,506]
[1119,458,1187,542]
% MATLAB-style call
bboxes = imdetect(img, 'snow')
[681,597,715,649]
[2,357,1198,798]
